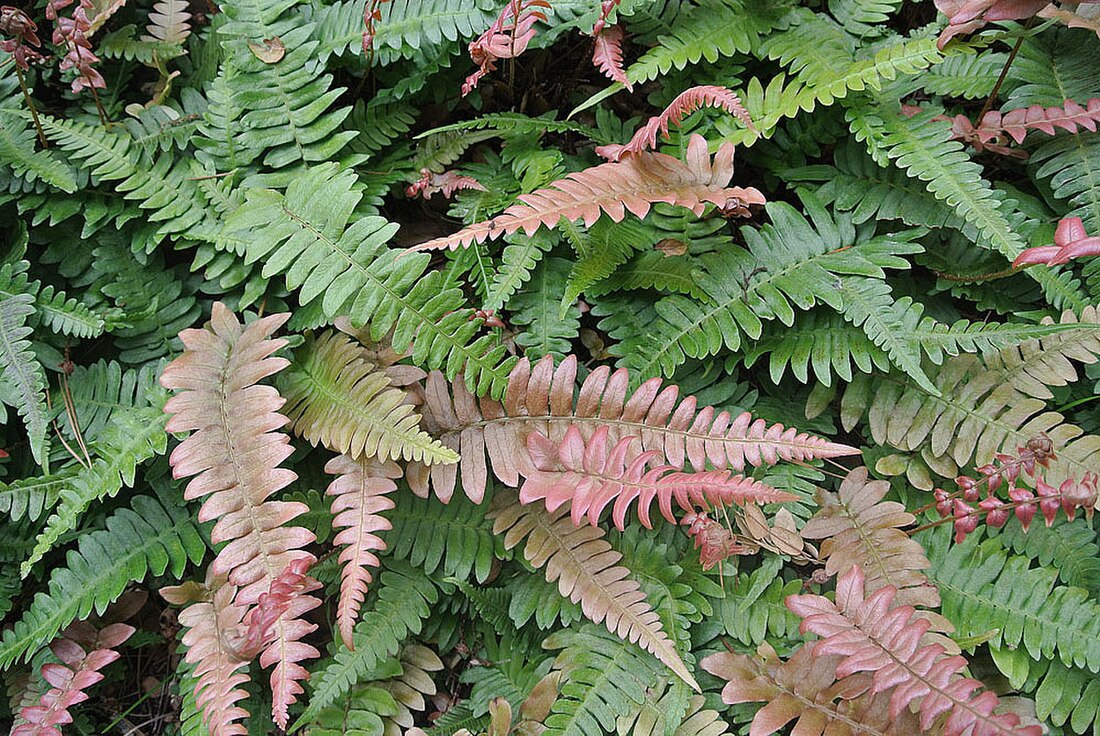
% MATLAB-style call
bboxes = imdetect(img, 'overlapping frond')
[408,135,765,252]
[0,291,48,466]
[520,425,797,530]
[280,330,458,465]
[414,353,857,503]
[490,493,697,689]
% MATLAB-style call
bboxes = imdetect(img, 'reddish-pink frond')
[934,0,1048,48]
[413,354,858,503]
[324,454,401,649]
[596,86,755,162]
[786,566,1044,736]
[408,134,764,252]
[519,425,797,529]
[160,302,320,728]
[592,24,630,90]
[463,0,551,96]
[406,168,488,200]
[1014,217,1100,267]
[259,560,322,728]
[14,623,135,736]
[592,0,620,35]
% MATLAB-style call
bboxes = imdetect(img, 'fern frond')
[1032,125,1100,235]
[719,567,803,647]
[280,331,457,465]
[22,406,168,576]
[510,256,581,361]
[992,520,1100,596]
[702,642,919,736]
[37,115,218,244]
[483,232,553,312]
[229,164,515,397]
[490,493,698,689]
[164,571,252,736]
[848,102,1086,309]
[592,24,630,90]
[802,467,939,608]
[33,284,106,338]
[13,622,135,736]
[787,565,1042,736]
[540,625,664,736]
[409,135,765,252]
[840,305,1100,486]
[926,528,1100,674]
[384,488,497,582]
[324,454,400,649]
[142,0,192,44]
[744,311,891,387]
[0,110,77,193]
[415,353,857,503]
[63,360,166,446]
[0,291,49,466]
[298,562,438,725]
[597,86,753,162]
[521,425,797,530]
[623,196,922,378]
[0,471,74,523]
[0,494,203,669]
[161,303,320,727]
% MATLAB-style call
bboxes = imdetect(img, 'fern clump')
[3,0,1100,734]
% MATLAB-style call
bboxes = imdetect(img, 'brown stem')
[14,65,47,148]
[976,18,1033,122]
[89,84,109,127]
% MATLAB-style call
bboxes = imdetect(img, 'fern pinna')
[5,0,1100,733]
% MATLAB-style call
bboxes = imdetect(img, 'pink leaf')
[592,24,630,90]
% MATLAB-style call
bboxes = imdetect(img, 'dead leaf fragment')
[249,36,285,63]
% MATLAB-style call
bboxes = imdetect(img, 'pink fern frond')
[408,134,764,252]
[14,624,135,736]
[596,86,755,162]
[1013,217,1100,267]
[324,454,401,649]
[463,0,551,96]
[786,566,1044,736]
[592,0,620,35]
[592,24,630,90]
[519,424,797,530]
[406,168,488,200]
[259,560,322,728]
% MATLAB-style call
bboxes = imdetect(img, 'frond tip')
[408,135,765,252]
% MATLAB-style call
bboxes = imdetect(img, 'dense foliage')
[2,0,1100,734]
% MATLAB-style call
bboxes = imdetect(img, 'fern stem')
[44,388,90,469]
[89,85,109,127]
[976,19,1032,123]
[13,65,46,148]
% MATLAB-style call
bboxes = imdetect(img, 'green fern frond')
[33,285,106,338]
[511,256,581,361]
[298,562,438,725]
[847,102,1087,310]
[0,110,77,193]
[483,232,554,312]
[21,406,168,577]
[1003,29,1100,110]
[744,310,891,387]
[559,219,651,312]
[926,528,1100,674]
[541,625,664,736]
[383,490,498,582]
[230,164,516,396]
[988,648,1100,735]
[345,100,418,160]
[828,0,902,37]
[63,360,167,446]
[0,493,204,669]
[587,250,707,300]
[418,112,607,144]
[921,52,1007,98]
[621,196,921,378]
[719,567,804,647]
[0,292,49,467]
[991,521,1100,599]
[506,573,585,631]
[1032,132,1100,236]
[0,471,75,523]
[98,24,184,64]
[279,330,458,465]
[37,115,217,244]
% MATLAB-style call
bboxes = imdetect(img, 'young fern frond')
[520,425,797,530]
[413,354,857,503]
[787,565,1043,736]
[489,492,698,689]
[408,135,765,252]
[280,331,458,465]
[13,622,135,736]
[592,24,630,90]
[802,467,939,608]
[160,303,320,727]
[324,454,400,649]
[702,642,920,736]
